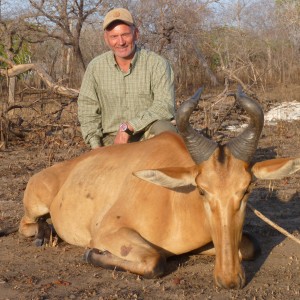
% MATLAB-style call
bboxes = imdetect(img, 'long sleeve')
[128,57,175,132]
[78,63,103,148]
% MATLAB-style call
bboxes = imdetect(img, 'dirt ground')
[0,88,300,300]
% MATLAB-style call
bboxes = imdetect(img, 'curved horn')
[227,86,264,163]
[176,88,217,164]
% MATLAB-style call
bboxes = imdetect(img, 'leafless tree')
[0,17,28,105]
[124,0,221,93]
[25,0,107,87]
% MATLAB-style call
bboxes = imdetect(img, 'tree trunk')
[70,47,86,88]
[267,45,272,81]
[8,77,16,104]
[193,44,219,87]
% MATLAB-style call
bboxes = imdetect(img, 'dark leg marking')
[120,245,132,257]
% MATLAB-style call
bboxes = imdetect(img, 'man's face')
[104,23,139,60]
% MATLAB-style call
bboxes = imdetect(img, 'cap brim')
[103,20,134,30]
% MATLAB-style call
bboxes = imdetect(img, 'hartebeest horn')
[176,88,218,164]
[227,86,264,163]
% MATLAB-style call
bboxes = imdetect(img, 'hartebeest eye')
[197,186,206,196]
[242,188,249,197]
[242,183,253,199]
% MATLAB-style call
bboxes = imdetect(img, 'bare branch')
[0,56,79,98]
[247,203,300,246]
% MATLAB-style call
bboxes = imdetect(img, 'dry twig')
[247,203,300,246]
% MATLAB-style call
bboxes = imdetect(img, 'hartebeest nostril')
[215,267,246,289]
[215,275,245,289]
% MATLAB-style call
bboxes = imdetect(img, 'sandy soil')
[0,91,300,300]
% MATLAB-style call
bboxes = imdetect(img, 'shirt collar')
[130,46,140,69]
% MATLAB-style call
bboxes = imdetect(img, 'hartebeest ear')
[133,166,198,189]
[252,157,300,180]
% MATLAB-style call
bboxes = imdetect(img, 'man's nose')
[117,36,126,45]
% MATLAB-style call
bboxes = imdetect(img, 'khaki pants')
[102,120,177,146]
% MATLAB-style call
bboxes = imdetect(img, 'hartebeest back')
[15,87,300,289]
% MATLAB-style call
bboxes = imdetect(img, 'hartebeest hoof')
[84,249,133,273]
[84,248,114,268]
[84,248,166,279]
[240,232,261,261]
[34,218,56,247]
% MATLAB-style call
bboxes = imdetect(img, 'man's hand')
[114,130,130,144]
[114,122,134,144]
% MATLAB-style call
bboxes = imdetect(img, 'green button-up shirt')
[78,47,175,148]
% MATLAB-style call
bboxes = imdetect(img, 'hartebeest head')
[176,87,264,288]
[175,86,264,289]
[136,87,264,289]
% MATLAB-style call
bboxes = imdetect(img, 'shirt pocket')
[137,90,152,106]
[136,80,152,106]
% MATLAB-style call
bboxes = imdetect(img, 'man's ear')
[133,26,139,40]
[103,31,109,46]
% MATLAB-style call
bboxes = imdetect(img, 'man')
[78,8,176,149]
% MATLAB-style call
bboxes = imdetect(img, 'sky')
[0,0,30,19]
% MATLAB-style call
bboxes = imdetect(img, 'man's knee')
[145,120,177,140]
[149,120,177,135]
[102,134,115,146]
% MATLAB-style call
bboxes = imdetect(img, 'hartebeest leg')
[85,227,166,278]
[19,173,56,245]
[19,192,50,239]
[239,231,261,261]
[198,232,261,261]
[19,214,54,246]
[19,215,39,237]
[34,217,56,246]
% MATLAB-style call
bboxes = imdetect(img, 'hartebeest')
[17,87,300,289]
